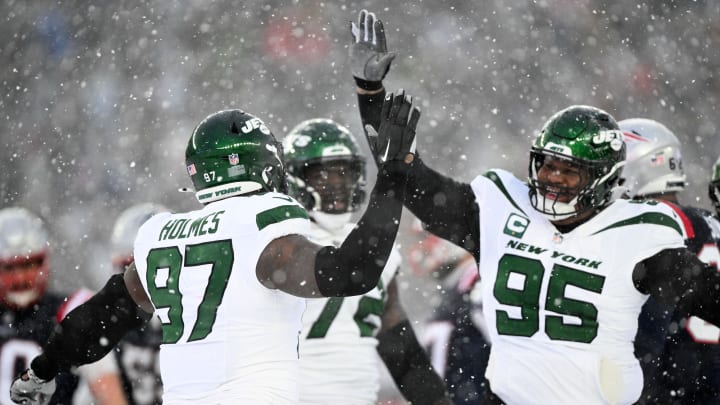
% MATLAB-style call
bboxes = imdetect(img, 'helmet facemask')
[0,208,51,309]
[296,159,365,214]
[529,150,624,221]
[530,152,586,220]
[0,252,49,309]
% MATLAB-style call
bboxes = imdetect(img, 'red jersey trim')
[660,200,694,239]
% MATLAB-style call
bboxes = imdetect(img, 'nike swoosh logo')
[273,196,294,202]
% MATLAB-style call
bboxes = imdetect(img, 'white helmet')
[618,118,686,198]
[110,203,167,272]
[0,207,50,308]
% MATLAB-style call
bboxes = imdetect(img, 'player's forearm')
[377,319,452,405]
[31,274,152,380]
[635,248,720,326]
[357,85,386,133]
[315,163,406,296]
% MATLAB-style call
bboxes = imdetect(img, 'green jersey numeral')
[146,240,234,344]
[306,279,387,339]
[494,254,605,343]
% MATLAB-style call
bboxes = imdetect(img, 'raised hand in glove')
[10,369,56,405]
[368,89,420,168]
[350,9,396,87]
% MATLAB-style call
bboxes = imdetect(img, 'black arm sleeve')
[377,319,450,405]
[633,247,720,326]
[314,162,406,296]
[31,274,152,380]
[404,158,480,261]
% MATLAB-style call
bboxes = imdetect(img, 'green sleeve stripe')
[482,170,526,216]
[256,205,309,230]
[592,212,683,236]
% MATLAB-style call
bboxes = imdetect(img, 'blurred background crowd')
[2,0,720,402]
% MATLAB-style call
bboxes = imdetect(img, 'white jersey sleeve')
[132,193,311,404]
[470,169,686,405]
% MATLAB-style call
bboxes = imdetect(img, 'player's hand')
[373,89,420,166]
[9,369,56,405]
[349,9,396,82]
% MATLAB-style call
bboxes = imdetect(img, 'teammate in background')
[710,156,720,220]
[109,203,166,405]
[11,104,418,404]
[282,118,450,405]
[0,207,127,405]
[620,118,720,404]
[350,10,720,404]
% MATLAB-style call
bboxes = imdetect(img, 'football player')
[108,203,167,405]
[422,250,490,405]
[11,103,418,404]
[350,10,720,404]
[710,156,720,219]
[0,207,126,405]
[620,118,720,404]
[283,118,450,405]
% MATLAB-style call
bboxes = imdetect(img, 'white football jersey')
[471,170,686,405]
[133,193,311,404]
[298,221,401,405]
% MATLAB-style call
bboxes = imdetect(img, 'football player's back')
[133,193,309,404]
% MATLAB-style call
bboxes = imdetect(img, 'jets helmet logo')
[240,118,271,135]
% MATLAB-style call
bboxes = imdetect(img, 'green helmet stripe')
[256,205,309,230]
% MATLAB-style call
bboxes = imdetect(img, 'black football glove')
[368,89,420,169]
[349,9,396,87]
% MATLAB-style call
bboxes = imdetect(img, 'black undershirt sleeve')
[358,156,479,261]
[633,247,720,326]
[315,162,407,296]
[31,274,152,380]
[357,88,386,133]
[403,158,480,261]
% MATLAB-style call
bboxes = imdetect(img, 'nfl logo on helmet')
[229,153,240,165]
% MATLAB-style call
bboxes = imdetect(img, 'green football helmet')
[528,105,626,221]
[185,109,286,204]
[282,118,366,214]
[709,156,720,216]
